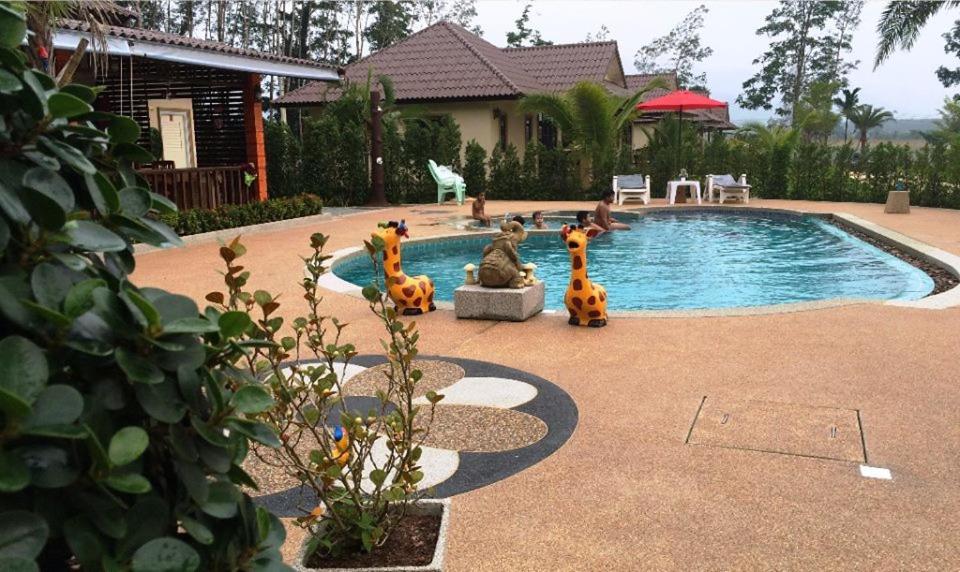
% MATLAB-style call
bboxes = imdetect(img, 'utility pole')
[368,90,388,206]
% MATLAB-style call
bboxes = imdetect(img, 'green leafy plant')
[159,194,324,236]
[205,231,444,561]
[488,143,521,198]
[463,139,487,196]
[0,7,286,570]
[519,79,664,191]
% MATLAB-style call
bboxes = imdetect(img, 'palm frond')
[518,92,576,138]
[23,0,114,75]
[874,0,958,68]
[568,81,615,154]
[614,77,669,131]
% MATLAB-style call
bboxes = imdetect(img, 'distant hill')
[833,118,937,141]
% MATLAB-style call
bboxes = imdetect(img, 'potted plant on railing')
[204,232,449,570]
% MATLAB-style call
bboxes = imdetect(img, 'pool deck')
[134,199,960,570]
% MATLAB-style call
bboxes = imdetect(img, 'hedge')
[159,194,324,235]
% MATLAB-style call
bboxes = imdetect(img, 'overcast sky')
[466,0,958,121]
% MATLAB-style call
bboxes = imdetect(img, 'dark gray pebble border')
[254,356,578,517]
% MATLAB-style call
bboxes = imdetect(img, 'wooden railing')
[138,165,253,211]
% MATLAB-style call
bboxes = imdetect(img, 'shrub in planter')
[205,230,445,563]
[0,9,286,570]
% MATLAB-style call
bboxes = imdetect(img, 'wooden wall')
[83,55,248,168]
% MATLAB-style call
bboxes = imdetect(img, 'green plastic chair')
[428,159,466,205]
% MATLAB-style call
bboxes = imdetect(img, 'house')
[276,21,730,162]
[52,16,339,210]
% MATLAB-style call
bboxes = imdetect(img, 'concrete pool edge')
[829,212,960,310]
[318,207,960,317]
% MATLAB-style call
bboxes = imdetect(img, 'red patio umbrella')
[637,90,727,178]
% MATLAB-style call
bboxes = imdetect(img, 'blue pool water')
[334,212,934,311]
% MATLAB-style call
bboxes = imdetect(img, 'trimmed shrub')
[488,143,522,198]
[264,119,302,198]
[396,116,463,203]
[463,139,487,196]
[0,9,285,571]
[301,101,368,206]
[159,194,324,236]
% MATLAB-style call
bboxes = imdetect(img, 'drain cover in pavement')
[686,398,866,462]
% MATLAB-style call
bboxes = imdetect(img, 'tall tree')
[828,0,862,81]
[634,5,713,91]
[506,4,552,47]
[738,1,861,124]
[584,25,610,43]
[936,20,960,89]
[794,80,841,142]
[446,0,482,35]
[365,1,415,52]
[175,0,197,36]
[832,87,861,142]
[845,104,894,151]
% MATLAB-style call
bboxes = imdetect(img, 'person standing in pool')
[594,190,631,231]
[472,191,491,227]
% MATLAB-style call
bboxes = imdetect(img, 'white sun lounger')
[707,173,751,204]
[613,174,651,206]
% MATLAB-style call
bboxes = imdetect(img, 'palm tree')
[736,122,799,146]
[20,0,113,83]
[734,122,799,199]
[845,104,894,151]
[518,79,665,186]
[832,87,861,143]
[875,1,960,68]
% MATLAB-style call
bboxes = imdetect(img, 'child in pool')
[576,210,606,238]
[532,210,548,229]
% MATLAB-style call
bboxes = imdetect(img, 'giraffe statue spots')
[372,220,436,315]
[560,224,607,327]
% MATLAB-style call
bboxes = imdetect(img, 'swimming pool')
[333,211,934,311]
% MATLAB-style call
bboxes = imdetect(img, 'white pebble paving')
[360,438,460,492]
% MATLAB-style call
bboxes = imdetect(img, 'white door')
[159,110,192,168]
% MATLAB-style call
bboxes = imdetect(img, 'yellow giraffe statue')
[372,220,436,315]
[560,224,607,327]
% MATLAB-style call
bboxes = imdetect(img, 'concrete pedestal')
[454,282,545,321]
[885,191,910,214]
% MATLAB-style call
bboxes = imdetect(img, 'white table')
[667,179,701,205]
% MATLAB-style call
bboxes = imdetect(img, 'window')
[524,114,533,143]
[538,114,557,149]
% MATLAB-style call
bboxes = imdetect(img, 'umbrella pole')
[677,109,683,178]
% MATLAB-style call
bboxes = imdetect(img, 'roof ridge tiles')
[503,40,618,52]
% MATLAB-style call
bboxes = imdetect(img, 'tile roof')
[57,19,336,70]
[278,22,673,105]
[278,21,544,105]
[503,41,621,93]
[624,72,678,101]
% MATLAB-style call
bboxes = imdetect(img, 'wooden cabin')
[52,19,339,211]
